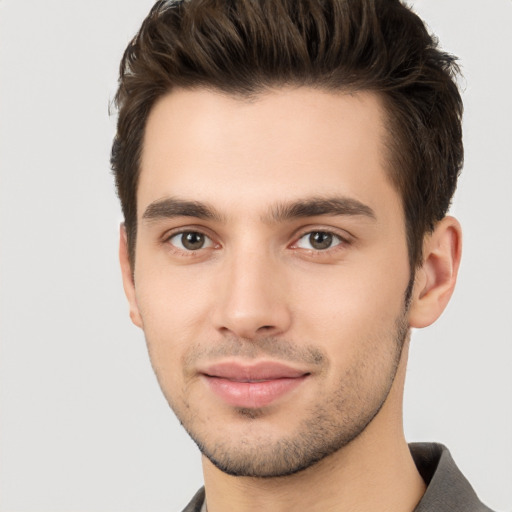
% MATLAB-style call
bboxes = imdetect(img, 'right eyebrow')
[142,197,224,223]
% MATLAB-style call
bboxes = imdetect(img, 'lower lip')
[203,375,307,408]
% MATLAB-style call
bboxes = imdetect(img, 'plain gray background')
[1,1,511,511]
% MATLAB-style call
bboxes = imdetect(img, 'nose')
[212,247,292,340]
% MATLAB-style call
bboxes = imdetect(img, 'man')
[111,0,493,510]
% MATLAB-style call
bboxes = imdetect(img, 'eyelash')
[163,227,352,255]
[164,229,217,256]
[292,230,350,252]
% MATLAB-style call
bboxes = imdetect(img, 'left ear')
[408,216,462,328]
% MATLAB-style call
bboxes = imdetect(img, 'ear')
[119,224,143,329]
[408,216,462,328]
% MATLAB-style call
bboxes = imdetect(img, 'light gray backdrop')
[1,1,511,511]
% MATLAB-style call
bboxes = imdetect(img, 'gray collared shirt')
[181,443,494,512]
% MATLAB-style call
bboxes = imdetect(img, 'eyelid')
[296,232,343,250]
[162,226,220,253]
[162,224,216,240]
[290,226,353,247]
[159,224,353,254]
[168,231,214,250]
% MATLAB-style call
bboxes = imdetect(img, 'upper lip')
[200,361,309,382]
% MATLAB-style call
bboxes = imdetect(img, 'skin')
[120,87,462,512]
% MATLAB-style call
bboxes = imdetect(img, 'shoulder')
[180,487,205,512]
[411,443,495,512]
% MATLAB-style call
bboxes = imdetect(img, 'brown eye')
[309,232,333,250]
[296,231,343,251]
[168,231,213,251]
[182,232,205,250]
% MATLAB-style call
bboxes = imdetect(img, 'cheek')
[292,268,408,391]
[289,259,409,335]
[133,267,215,384]
[136,260,213,328]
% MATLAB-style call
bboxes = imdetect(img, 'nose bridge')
[213,238,290,338]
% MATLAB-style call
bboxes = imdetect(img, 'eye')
[167,231,214,251]
[295,231,344,251]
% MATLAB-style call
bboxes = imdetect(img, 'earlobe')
[408,216,462,328]
[119,224,143,329]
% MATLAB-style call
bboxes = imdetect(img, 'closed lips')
[200,361,310,408]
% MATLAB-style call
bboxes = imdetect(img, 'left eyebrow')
[265,197,376,223]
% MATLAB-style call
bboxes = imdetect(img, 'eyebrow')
[142,197,225,222]
[266,197,376,223]
[141,196,376,224]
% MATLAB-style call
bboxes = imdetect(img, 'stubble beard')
[165,305,410,479]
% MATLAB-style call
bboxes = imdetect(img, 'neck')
[201,342,426,512]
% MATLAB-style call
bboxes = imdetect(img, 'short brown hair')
[111,0,463,268]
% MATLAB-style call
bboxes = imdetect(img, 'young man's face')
[122,87,414,477]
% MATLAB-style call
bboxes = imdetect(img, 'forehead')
[139,87,399,221]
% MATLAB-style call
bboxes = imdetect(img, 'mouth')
[199,361,310,409]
